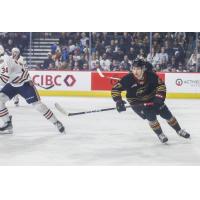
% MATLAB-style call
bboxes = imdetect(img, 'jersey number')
[1,66,8,74]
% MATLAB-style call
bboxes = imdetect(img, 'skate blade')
[60,130,66,134]
[159,138,168,144]
[0,129,13,134]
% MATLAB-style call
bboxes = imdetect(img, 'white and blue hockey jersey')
[0,54,30,87]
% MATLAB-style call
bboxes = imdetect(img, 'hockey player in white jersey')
[11,47,27,107]
[0,45,65,134]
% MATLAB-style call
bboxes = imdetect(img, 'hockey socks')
[167,117,190,138]
[149,120,168,143]
[149,120,163,135]
[33,101,58,124]
[167,117,181,132]
[33,101,65,133]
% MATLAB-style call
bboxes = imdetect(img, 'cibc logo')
[64,75,76,86]
[176,79,183,86]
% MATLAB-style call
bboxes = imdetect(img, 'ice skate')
[156,132,168,143]
[54,120,65,133]
[0,116,13,134]
[177,129,190,138]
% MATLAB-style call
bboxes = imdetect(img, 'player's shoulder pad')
[118,73,135,88]
[146,70,156,77]
[120,73,132,81]
[146,71,160,81]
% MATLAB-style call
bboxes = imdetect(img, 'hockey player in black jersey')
[111,59,190,143]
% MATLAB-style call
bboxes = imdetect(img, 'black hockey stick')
[55,102,153,117]
[97,68,121,80]
[55,102,131,116]
[35,83,54,90]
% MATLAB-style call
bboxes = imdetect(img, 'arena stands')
[0,32,199,72]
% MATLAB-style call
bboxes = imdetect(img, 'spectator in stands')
[42,52,55,69]
[169,55,178,69]
[6,39,14,52]
[122,32,132,51]
[137,49,146,59]
[62,46,68,59]
[18,32,195,72]
[110,59,120,71]
[51,43,57,55]
[91,53,99,70]
[82,63,89,71]
[94,39,105,56]
[68,39,76,53]
[100,32,110,46]
[158,47,169,70]
[66,55,74,70]
[120,55,131,71]
[52,47,62,69]
[60,47,68,69]
[73,49,81,62]
[110,39,116,52]
[164,40,174,61]
[73,61,80,71]
[174,50,183,68]
[127,47,137,60]
[177,43,186,65]
[111,46,122,61]
[80,32,89,47]
[147,48,160,68]
[187,49,200,71]
[105,45,113,60]
[90,60,103,71]
[100,53,111,71]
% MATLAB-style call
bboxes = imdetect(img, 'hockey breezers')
[55,102,154,117]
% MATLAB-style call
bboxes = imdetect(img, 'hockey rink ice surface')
[0,97,199,166]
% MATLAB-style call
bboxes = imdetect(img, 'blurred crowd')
[1,32,199,72]
[41,32,199,72]
[0,32,29,54]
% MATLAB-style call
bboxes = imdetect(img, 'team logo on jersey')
[136,86,147,97]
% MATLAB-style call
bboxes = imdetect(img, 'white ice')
[0,96,199,165]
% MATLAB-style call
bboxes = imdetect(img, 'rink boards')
[29,70,200,98]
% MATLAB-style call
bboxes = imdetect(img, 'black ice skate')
[0,116,13,134]
[54,120,65,133]
[156,133,168,143]
[177,129,190,138]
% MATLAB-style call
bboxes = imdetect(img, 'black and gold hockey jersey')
[111,71,166,105]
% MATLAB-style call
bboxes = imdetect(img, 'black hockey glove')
[116,100,126,113]
[153,94,165,110]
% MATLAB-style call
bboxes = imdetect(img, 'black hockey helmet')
[131,58,146,70]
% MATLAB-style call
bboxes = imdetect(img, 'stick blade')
[55,103,69,116]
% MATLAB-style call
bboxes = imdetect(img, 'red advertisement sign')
[91,71,165,91]
[91,72,128,90]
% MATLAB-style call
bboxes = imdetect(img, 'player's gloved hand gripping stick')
[116,100,127,112]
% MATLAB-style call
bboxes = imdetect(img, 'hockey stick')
[97,68,121,80]
[35,83,54,90]
[55,102,131,116]
[55,102,153,117]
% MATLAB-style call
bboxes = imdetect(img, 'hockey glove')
[116,100,126,113]
[153,94,165,110]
